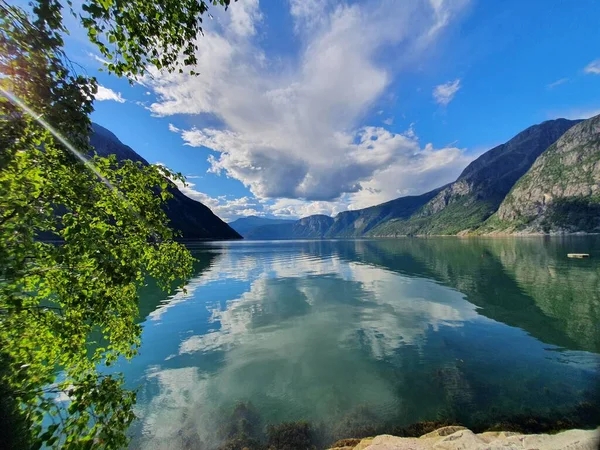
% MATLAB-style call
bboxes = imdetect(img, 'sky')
[63,0,600,221]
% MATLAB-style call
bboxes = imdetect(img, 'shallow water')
[120,237,600,449]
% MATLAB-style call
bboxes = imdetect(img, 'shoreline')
[327,426,600,450]
[225,233,600,242]
[214,402,600,450]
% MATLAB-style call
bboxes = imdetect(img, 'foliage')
[0,0,207,447]
[78,0,233,78]
[0,354,33,450]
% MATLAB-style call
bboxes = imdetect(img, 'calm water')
[120,237,600,449]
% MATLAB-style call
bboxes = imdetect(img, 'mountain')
[483,114,600,233]
[90,123,241,240]
[245,215,334,240]
[367,118,581,236]
[228,216,295,237]
[245,118,582,239]
[324,187,446,237]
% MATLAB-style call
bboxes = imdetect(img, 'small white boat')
[567,253,590,258]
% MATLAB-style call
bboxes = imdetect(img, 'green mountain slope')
[368,118,581,236]
[483,114,600,233]
[91,123,241,240]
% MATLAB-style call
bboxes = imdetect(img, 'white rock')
[330,427,600,450]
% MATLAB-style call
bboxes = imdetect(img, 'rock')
[327,427,600,450]
[420,426,468,439]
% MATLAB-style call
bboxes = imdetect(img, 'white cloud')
[424,0,470,42]
[95,85,126,103]
[433,78,461,105]
[143,0,471,213]
[170,170,345,219]
[88,52,109,65]
[347,143,472,209]
[289,0,330,34]
[547,77,568,89]
[584,59,600,75]
[172,176,264,221]
[268,198,347,218]
[228,0,262,37]
[383,117,394,126]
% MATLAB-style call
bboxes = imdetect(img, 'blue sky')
[65,0,600,220]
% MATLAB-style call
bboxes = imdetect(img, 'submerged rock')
[327,426,600,450]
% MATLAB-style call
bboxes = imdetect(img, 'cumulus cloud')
[347,142,472,209]
[95,85,126,103]
[228,0,262,37]
[584,59,600,75]
[289,0,330,34]
[432,78,461,105]
[268,198,348,218]
[144,0,471,212]
[169,174,264,220]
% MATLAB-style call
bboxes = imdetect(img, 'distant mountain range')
[235,115,600,239]
[228,216,295,237]
[90,124,240,240]
[233,215,334,239]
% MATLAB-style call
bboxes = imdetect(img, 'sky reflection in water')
[119,238,600,449]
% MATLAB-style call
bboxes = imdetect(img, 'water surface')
[121,237,600,449]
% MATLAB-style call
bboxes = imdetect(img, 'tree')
[0,0,231,447]
[80,0,233,78]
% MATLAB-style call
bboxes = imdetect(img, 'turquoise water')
[120,237,600,449]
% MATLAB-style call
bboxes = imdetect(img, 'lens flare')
[0,86,117,193]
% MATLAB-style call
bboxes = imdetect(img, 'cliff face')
[90,123,241,240]
[488,114,600,233]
